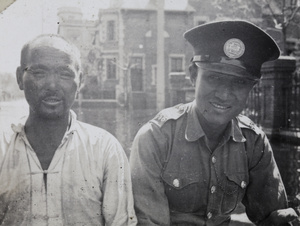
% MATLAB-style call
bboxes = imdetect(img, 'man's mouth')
[210,102,230,110]
[42,96,62,105]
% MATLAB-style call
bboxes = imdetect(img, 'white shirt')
[0,111,137,226]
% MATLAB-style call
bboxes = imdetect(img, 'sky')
[0,0,110,75]
[0,0,187,75]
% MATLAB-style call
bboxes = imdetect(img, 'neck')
[198,116,229,151]
[24,112,71,170]
[25,112,70,139]
[197,113,229,141]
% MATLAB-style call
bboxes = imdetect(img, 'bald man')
[0,34,136,226]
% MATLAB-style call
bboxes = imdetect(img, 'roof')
[109,0,195,12]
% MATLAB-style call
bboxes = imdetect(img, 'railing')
[284,82,300,131]
[242,64,300,204]
[242,84,261,126]
[243,81,300,132]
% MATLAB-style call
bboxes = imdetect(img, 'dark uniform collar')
[185,101,246,143]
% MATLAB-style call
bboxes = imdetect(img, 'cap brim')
[195,62,260,80]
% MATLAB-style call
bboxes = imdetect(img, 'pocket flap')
[226,173,249,189]
[161,172,200,189]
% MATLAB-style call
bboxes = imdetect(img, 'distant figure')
[130,20,298,225]
[0,34,137,225]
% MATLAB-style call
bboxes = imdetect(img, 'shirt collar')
[67,110,77,133]
[11,110,78,135]
[185,101,246,143]
[229,117,246,142]
[185,101,205,142]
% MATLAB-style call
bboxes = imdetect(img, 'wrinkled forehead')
[31,36,79,56]
[24,36,81,70]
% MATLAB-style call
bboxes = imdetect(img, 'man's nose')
[45,73,59,89]
[214,82,233,100]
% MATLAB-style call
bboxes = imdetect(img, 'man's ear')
[16,67,24,90]
[189,64,197,86]
[190,74,196,86]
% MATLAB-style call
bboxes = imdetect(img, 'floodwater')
[0,99,157,157]
[73,105,158,157]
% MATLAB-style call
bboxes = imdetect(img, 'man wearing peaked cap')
[130,20,298,225]
[184,20,280,80]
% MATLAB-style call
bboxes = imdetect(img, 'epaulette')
[150,103,189,127]
[237,114,262,135]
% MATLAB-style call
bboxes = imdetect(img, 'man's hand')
[259,208,298,226]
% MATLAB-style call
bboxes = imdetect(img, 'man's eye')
[233,79,256,87]
[29,69,47,78]
[60,71,75,79]
[208,75,222,81]
[233,79,246,85]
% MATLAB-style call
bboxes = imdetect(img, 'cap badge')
[223,38,245,59]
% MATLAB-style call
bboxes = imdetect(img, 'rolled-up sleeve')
[130,123,170,226]
[242,132,289,224]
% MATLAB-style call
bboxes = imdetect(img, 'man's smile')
[42,96,62,105]
[210,102,231,110]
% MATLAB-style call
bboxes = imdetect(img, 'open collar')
[11,110,78,139]
[185,101,246,143]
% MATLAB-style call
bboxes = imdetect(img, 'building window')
[170,56,184,72]
[107,58,116,79]
[107,20,115,41]
[130,56,143,91]
[194,16,208,27]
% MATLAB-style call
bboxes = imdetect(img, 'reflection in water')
[73,107,157,157]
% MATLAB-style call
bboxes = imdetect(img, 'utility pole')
[156,0,165,110]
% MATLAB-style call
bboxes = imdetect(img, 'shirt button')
[241,181,247,189]
[211,185,216,194]
[212,156,216,164]
[207,212,212,219]
[173,179,180,188]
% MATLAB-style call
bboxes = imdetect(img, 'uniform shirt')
[130,101,288,226]
[0,110,137,226]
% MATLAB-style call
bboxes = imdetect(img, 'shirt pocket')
[221,173,248,215]
[161,172,204,213]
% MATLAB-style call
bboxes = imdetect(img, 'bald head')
[16,34,83,120]
[20,34,81,72]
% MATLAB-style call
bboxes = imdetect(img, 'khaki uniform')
[130,101,288,225]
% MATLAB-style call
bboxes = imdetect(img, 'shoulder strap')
[237,114,261,135]
[151,103,188,128]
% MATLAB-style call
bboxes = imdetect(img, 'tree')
[211,0,263,23]
[262,0,300,55]
[190,0,300,55]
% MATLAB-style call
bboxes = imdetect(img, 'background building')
[58,0,195,108]
[58,0,300,109]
